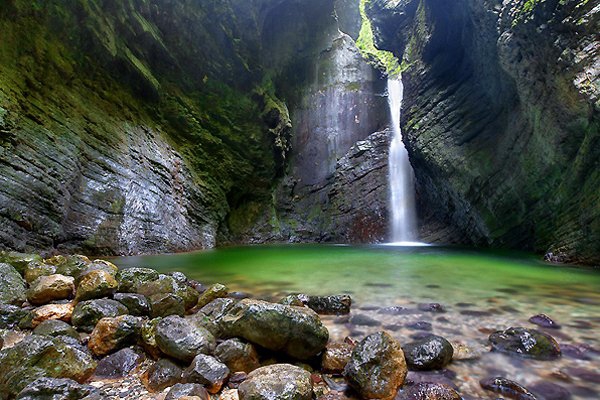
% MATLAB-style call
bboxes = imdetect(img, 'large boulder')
[155,315,216,362]
[88,315,142,356]
[489,327,561,360]
[183,354,230,394]
[149,293,186,318]
[15,377,95,400]
[46,255,90,278]
[221,299,329,360]
[71,299,128,333]
[402,335,454,370]
[27,275,75,305]
[0,263,27,306]
[138,275,199,310]
[238,364,312,400]
[344,332,407,400]
[0,335,96,399]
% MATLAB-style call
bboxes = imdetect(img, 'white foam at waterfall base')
[388,78,420,244]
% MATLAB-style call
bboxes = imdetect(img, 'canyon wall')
[369,0,599,264]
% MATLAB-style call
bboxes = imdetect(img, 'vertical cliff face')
[369,0,599,264]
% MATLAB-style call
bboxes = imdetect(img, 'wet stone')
[397,383,461,400]
[306,295,352,315]
[16,377,95,400]
[489,327,561,360]
[0,252,42,274]
[141,359,183,393]
[196,283,229,309]
[76,270,118,302]
[403,335,454,371]
[88,315,142,356]
[405,371,458,390]
[479,377,537,400]
[33,319,79,339]
[47,255,90,278]
[116,268,160,293]
[24,262,57,284]
[156,315,216,362]
[149,293,185,318]
[0,304,29,329]
[28,274,75,306]
[560,343,595,360]
[214,338,260,374]
[0,263,27,306]
[321,342,354,374]
[71,299,128,333]
[377,306,415,315]
[22,303,75,329]
[238,364,312,400]
[183,354,230,393]
[113,293,151,316]
[406,321,432,331]
[228,372,248,389]
[529,314,561,329]
[166,383,209,400]
[93,347,144,379]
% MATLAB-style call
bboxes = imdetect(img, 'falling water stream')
[388,78,419,244]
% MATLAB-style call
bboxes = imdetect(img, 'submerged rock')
[403,335,454,370]
[0,335,96,399]
[280,294,352,315]
[141,359,183,393]
[15,377,95,400]
[489,327,561,360]
[214,338,260,374]
[156,315,216,362]
[344,331,407,400]
[480,377,537,400]
[27,274,75,305]
[221,299,328,360]
[238,364,312,400]
[0,263,27,305]
[71,299,128,332]
[397,383,461,400]
[183,354,230,393]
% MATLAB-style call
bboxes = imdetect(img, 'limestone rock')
[141,359,183,393]
[116,268,160,293]
[93,347,145,379]
[344,331,407,400]
[113,293,151,316]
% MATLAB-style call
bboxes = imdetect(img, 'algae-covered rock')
[403,335,454,370]
[196,283,228,309]
[221,299,328,360]
[155,315,216,362]
[88,315,142,356]
[27,274,75,305]
[24,262,57,284]
[139,275,199,311]
[0,252,42,275]
[33,320,80,339]
[75,270,118,301]
[140,317,162,358]
[0,335,96,399]
[15,377,95,400]
[489,327,561,360]
[114,293,151,316]
[116,268,160,293]
[149,293,185,318]
[344,331,407,400]
[47,256,90,278]
[238,364,312,400]
[0,263,27,305]
[71,299,128,332]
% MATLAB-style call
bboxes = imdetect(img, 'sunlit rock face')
[369,0,600,264]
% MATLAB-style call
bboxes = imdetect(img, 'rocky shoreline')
[0,251,583,400]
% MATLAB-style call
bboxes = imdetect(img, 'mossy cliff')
[0,0,369,254]
[368,0,599,264]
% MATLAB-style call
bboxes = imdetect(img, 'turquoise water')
[114,244,600,399]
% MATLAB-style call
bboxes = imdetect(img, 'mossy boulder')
[71,299,128,333]
[221,299,329,360]
[138,275,199,311]
[344,331,407,400]
[116,268,160,293]
[196,283,228,309]
[149,293,186,318]
[0,263,27,306]
[47,256,90,278]
[24,262,57,284]
[0,335,96,399]
[489,327,561,360]
[0,252,42,275]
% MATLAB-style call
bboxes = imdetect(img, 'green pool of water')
[114,244,600,399]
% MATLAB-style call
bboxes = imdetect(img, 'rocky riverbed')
[0,251,598,400]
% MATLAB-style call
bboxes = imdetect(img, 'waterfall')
[388,78,419,244]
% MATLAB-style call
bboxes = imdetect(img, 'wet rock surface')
[88,315,142,356]
[166,383,210,400]
[480,377,537,400]
[26,274,74,305]
[15,377,95,400]
[93,347,144,380]
[403,335,454,371]
[183,354,230,393]
[344,331,407,400]
[141,359,183,393]
[238,364,312,400]
[489,327,561,360]
[156,315,216,362]
[0,263,27,305]
[397,382,461,400]
[71,299,128,333]
[214,338,260,374]
[33,319,79,339]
